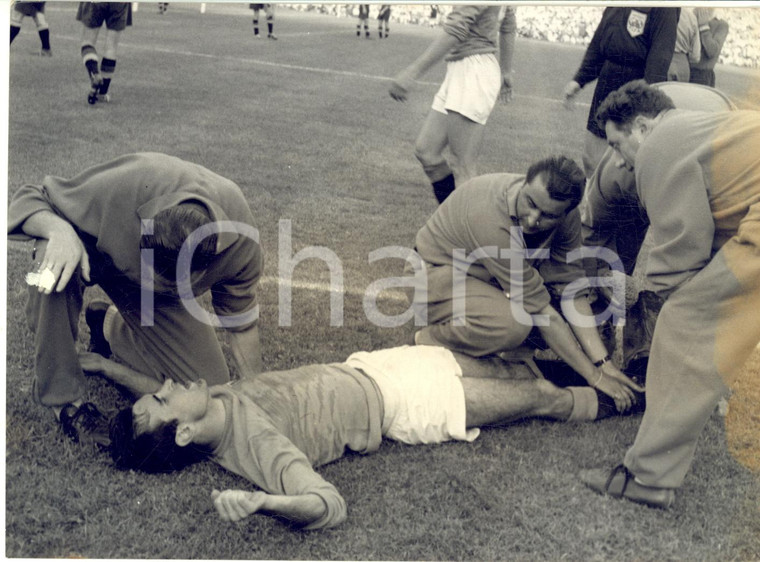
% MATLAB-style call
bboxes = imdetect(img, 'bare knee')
[493,322,532,351]
[414,140,443,169]
[447,320,531,357]
[417,156,452,184]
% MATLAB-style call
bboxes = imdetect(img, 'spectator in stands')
[689,8,729,87]
[563,7,679,177]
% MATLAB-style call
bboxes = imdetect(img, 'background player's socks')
[100,57,116,96]
[39,28,50,51]
[82,45,100,83]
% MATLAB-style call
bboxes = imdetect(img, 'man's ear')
[632,114,646,132]
[633,114,654,136]
[175,422,195,448]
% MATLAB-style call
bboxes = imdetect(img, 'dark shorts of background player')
[249,4,267,10]
[378,8,391,21]
[14,2,46,16]
[76,2,133,31]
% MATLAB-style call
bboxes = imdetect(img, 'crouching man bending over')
[96,345,628,530]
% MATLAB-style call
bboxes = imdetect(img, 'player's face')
[132,378,210,434]
[605,122,642,172]
[515,177,572,235]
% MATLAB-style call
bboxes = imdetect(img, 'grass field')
[5,3,760,559]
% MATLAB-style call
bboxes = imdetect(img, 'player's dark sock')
[39,28,50,50]
[98,77,111,96]
[82,44,99,78]
[432,174,456,204]
[100,57,116,95]
[253,19,259,35]
[82,45,101,103]
[267,19,273,34]
[356,24,360,36]
[85,302,112,357]
[10,25,21,43]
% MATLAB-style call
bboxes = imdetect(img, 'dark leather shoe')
[60,402,111,449]
[580,464,675,509]
[85,301,112,357]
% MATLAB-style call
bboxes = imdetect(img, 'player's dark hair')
[595,79,676,132]
[525,155,585,211]
[109,407,211,473]
[140,202,218,280]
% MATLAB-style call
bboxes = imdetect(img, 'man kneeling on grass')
[96,344,642,531]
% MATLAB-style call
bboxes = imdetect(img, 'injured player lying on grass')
[85,344,644,530]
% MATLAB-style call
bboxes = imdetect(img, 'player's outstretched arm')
[211,489,327,527]
[389,31,459,101]
[498,8,517,104]
[79,352,162,396]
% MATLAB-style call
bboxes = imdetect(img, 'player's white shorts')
[431,53,500,125]
[346,345,480,445]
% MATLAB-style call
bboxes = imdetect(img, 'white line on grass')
[53,33,589,108]
[6,243,409,302]
[259,275,409,302]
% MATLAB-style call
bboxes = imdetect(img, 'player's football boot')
[97,78,112,103]
[87,71,103,105]
[60,402,111,449]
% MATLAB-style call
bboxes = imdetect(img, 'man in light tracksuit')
[7,153,263,446]
[581,80,760,509]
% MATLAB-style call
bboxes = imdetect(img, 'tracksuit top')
[415,173,586,315]
[635,109,760,297]
[7,152,262,329]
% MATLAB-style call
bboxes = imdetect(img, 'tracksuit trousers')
[25,239,231,407]
[624,203,760,488]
